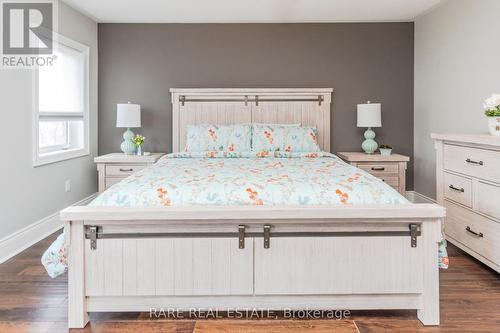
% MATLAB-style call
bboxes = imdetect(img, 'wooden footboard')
[61,204,444,328]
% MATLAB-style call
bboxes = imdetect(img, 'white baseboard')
[405,191,437,204]
[0,193,97,264]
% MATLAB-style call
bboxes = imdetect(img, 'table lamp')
[357,101,381,154]
[116,102,141,155]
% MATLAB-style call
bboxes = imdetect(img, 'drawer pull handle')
[448,185,464,193]
[465,158,483,166]
[465,226,483,238]
[371,167,385,171]
[119,168,133,172]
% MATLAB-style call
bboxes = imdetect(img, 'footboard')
[61,204,444,328]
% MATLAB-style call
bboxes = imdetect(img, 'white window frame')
[33,33,90,167]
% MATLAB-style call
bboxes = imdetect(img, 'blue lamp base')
[361,127,378,154]
[120,128,137,155]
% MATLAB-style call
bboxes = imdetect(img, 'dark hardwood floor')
[0,232,499,332]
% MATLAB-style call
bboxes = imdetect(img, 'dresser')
[432,134,500,272]
[94,153,165,192]
[337,152,409,195]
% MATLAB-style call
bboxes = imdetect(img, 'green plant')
[485,108,500,117]
[379,144,392,149]
[132,134,145,147]
[483,94,500,116]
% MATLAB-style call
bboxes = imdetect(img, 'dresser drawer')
[444,144,500,183]
[476,181,500,220]
[443,172,472,208]
[445,200,500,266]
[105,177,124,189]
[357,163,399,174]
[106,164,146,176]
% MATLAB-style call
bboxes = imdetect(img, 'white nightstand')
[337,152,410,195]
[94,153,165,192]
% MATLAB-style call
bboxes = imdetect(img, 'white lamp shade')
[116,103,141,128]
[357,102,381,128]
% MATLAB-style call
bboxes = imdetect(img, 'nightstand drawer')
[96,153,165,193]
[105,177,124,189]
[357,163,399,174]
[336,152,409,195]
[106,164,146,176]
[443,172,472,208]
[378,175,399,187]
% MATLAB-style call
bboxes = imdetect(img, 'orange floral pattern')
[264,131,274,144]
[246,188,264,205]
[347,173,361,182]
[208,128,218,142]
[256,151,270,158]
[157,188,171,206]
[335,189,349,204]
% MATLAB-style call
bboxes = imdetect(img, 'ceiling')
[62,0,443,23]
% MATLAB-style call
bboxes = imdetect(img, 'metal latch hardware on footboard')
[263,225,271,249]
[88,226,98,250]
[84,223,421,250]
[410,223,418,248]
[238,225,245,249]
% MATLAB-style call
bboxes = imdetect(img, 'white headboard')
[170,88,333,152]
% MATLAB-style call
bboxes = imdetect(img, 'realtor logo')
[1,0,56,68]
[2,1,52,54]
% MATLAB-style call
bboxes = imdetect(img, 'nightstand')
[337,152,410,195]
[94,153,165,192]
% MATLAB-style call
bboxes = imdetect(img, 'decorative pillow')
[252,124,321,153]
[185,124,252,152]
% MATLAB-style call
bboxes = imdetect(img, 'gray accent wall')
[98,23,415,188]
[414,0,500,198]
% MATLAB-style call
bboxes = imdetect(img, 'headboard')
[170,88,333,152]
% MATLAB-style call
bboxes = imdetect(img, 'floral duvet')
[91,152,408,207]
[42,153,448,277]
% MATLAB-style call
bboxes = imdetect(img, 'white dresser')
[432,134,500,272]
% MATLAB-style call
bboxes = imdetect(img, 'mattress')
[89,152,408,207]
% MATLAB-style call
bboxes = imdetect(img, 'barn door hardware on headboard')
[179,94,325,106]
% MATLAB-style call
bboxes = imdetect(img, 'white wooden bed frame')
[61,88,444,328]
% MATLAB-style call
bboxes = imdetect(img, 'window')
[33,34,89,166]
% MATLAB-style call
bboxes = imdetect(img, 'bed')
[57,88,445,328]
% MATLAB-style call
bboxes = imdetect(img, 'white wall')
[0,3,97,241]
[414,0,500,198]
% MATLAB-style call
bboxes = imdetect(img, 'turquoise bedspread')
[90,153,407,207]
[42,153,448,278]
